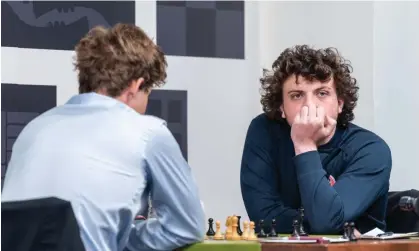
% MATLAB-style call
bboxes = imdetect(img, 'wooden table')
[261,239,419,251]
[182,238,419,251]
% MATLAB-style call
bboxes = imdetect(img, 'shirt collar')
[66,92,139,116]
[67,92,113,104]
[66,92,130,108]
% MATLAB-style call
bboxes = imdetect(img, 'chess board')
[180,237,419,251]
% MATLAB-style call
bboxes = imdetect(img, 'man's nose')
[303,94,316,107]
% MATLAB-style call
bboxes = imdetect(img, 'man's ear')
[280,105,285,118]
[127,78,144,96]
[338,99,344,113]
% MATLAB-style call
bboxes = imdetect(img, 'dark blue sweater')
[240,114,392,234]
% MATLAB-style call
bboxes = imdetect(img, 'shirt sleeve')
[240,117,299,233]
[294,139,392,234]
[126,123,205,251]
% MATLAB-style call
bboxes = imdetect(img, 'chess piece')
[342,222,349,239]
[291,219,300,237]
[349,222,357,241]
[241,221,250,240]
[298,207,308,236]
[268,218,277,237]
[257,219,267,238]
[247,221,258,240]
[225,216,233,240]
[213,221,224,240]
[237,216,243,236]
[206,218,215,236]
[231,216,241,240]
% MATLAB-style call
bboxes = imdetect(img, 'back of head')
[74,23,167,97]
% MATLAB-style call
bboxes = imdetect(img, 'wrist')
[294,142,317,155]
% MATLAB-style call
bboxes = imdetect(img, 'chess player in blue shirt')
[240,45,392,235]
[1,23,205,251]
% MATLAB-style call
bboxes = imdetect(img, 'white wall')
[373,1,419,191]
[258,1,419,191]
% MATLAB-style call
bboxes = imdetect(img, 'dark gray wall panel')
[1,1,135,50]
[157,1,245,59]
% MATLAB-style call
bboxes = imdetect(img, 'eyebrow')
[287,90,302,94]
[287,86,332,94]
[316,86,332,91]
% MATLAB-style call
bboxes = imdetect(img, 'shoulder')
[136,114,167,129]
[247,113,288,136]
[341,123,392,165]
[341,123,390,151]
[250,113,271,126]
[245,113,290,148]
[123,114,175,157]
[246,114,275,143]
[104,105,170,146]
[132,114,169,140]
[11,106,59,141]
[140,116,179,158]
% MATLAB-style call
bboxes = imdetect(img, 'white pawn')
[241,221,249,240]
[213,221,224,240]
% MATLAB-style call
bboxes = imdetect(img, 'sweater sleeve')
[240,117,298,233]
[294,138,392,234]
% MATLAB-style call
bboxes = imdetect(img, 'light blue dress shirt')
[1,93,206,251]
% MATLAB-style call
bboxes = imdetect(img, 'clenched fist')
[291,105,337,155]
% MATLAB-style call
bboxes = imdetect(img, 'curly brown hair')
[260,45,359,127]
[74,23,167,97]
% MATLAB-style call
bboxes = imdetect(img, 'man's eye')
[291,94,302,99]
[318,91,328,97]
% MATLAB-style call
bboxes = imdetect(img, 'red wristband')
[135,215,146,220]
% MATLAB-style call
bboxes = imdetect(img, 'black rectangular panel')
[186,7,216,57]
[1,1,135,50]
[157,1,245,59]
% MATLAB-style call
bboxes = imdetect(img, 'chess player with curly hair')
[2,23,205,251]
[240,45,392,235]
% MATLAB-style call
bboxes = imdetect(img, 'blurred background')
[1,1,419,223]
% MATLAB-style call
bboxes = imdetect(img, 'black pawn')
[257,219,267,238]
[342,222,349,239]
[298,208,308,236]
[291,219,300,237]
[206,218,215,236]
[268,218,277,237]
[237,216,243,236]
[349,222,357,241]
